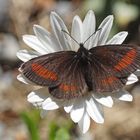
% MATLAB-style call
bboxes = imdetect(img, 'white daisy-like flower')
[17,10,138,133]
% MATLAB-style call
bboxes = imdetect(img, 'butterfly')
[20,38,140,100]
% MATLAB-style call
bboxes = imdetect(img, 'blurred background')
[0,0,140,140]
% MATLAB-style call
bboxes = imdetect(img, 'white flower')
[17,10,138,133]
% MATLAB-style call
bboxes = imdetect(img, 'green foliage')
[48,120,73,140]
[55,128,70,140]
[20,110,73,140]
[49,122,59,140]
[20,110,40,140]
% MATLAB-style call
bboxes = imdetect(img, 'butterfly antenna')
[83,28,102,45]
[61,29,79,45]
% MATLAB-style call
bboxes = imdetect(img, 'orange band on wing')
[114,49,136,71]
[101,76,117,84]
[32,63,58,81]
[59,84,77,92]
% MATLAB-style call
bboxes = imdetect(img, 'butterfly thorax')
[77,43,89,61]
[76,43,93,91]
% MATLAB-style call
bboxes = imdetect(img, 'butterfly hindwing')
[87,55,124,92]
[49,52,88,99]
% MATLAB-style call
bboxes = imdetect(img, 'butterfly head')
[74,43,90,64]
[78,43,88,53]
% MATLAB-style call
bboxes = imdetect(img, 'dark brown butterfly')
[20,41,140,100]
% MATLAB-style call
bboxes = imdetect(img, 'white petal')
[27,88,49,103]
[126,73,138,85]
[50,12,72,49]
[119,94,133,101]
[33,25,56,53]
[98,15,114,45]
[107,31,128,44]
[70,101,84,123]
[40,110,47,118]
[17,74,31,84]
[86,97,104,123]
[64,104,73,113]
[113,90,133,101]
[23,35,48,54]
[93,93,113,108]
[78,112,90,133]
[16,49,39,62]
[71,15,82,51]
[42,97,59,110]
[32,102,43,108]
[50,12,70,51]
[82,10,96,49]
[89,30,101,48]
[134,69,140,76]
[28,88,63,110]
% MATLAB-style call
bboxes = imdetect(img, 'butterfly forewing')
[21,51,75,87]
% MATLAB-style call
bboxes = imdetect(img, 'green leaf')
[48,120,72,140]
[48,122,58,140]
[21,111,40,140]
[55,128,70,140]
